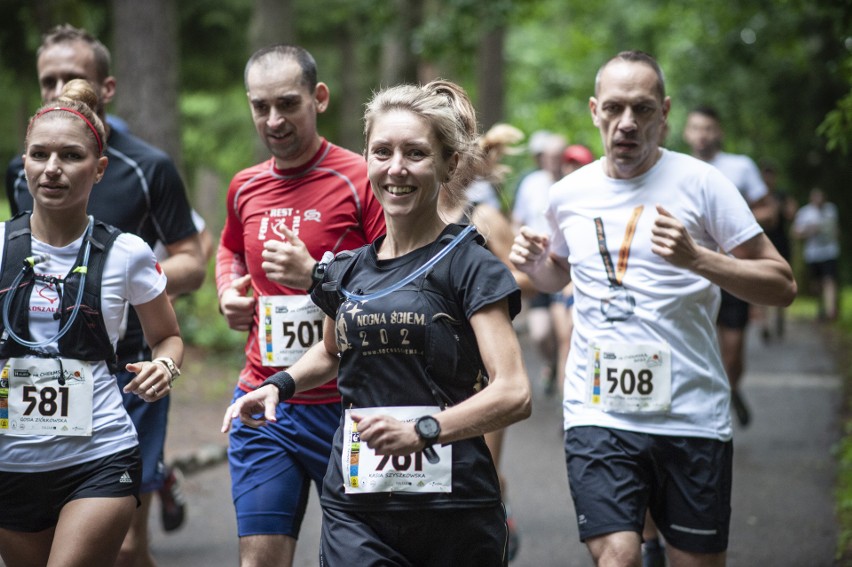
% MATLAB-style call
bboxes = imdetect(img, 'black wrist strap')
[260,371,296,401]
[308,261,322,293]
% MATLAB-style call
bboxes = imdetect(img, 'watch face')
[416,416,440,440]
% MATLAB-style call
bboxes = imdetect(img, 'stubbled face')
[37,41,108,115]
[246,57,327,169]
[590,60,670,179]
[24,115,106,213]
[683,112,723,160]
[366,109,456,222]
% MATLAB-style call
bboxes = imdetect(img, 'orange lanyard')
[593,206,644,287]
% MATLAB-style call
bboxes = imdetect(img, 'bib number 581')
[22,385,70,417]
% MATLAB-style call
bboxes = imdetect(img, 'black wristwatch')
[415,415,441,464]
[309,251,334,291]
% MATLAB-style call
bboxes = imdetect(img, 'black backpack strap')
[0,214,38,353]
[321,246,368,308]
[55,220,123,373]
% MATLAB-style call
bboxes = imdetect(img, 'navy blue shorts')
[116,367,169,493]
[227,386,339,537]
[0,446,141,532]
[529,292,555,309]
[564,426,732,554]
[320,504,508,566]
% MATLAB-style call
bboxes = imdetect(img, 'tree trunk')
[248,0,295,53]
[477,25,505,130]
[247,0,295,161]
[112,0,182,168]
[336,21,362,152]
[381,0,422,85]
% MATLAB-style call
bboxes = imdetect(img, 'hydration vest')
[0,213,121,373]
[325,225,489,407]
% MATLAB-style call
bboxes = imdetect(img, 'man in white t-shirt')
[510,50,796,567]
[512,132,567,392]
[683,106,775,428]
[794,188,840,321]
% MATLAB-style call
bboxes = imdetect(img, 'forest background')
[2,0,848,345]
[2,0,852,559]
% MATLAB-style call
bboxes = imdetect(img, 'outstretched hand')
[509,226,550,274]
[123,360,171,402]
[221,384,280,433]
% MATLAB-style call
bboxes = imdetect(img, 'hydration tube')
[340,224,475,303]
[1,216,94,349]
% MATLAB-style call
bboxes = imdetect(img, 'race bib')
[342,406,452,494]
[1,358,94,436]
[258,295,324,367]
[586,342,672,413]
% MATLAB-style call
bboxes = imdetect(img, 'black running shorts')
[0,446,141,532]
[564,426,732,554]
[320,504,508,566]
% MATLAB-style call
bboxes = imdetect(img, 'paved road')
[12,318,837,566]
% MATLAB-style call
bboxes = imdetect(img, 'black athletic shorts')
[320,504,508,566]
[564,426,732,554]
[716,290,750,330]
[0,445,141,532]
[808,259,839,280]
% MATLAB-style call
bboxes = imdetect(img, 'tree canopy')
[1,0,850,274]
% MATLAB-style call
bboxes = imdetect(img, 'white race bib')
[585,342,672,413]
[1,358,94,436]
[258,295,324,367]
[342,406,452,494]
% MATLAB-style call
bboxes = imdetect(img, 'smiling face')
[366,109,457,223]
[590,60,670,179]
[246,56,328,169]
[24,114,107,214]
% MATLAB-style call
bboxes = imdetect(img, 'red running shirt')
[217,139,385,402]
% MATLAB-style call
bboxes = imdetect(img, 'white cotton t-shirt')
[0,224,167,472]
[793,202,840,264]
[708,151,768,204]
[512,169,556,234]
[546,149,762,441]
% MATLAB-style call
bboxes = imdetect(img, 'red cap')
[563,144,594,166]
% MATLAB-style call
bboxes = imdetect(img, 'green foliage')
[818,55,852,155]
[180,87,255,188]
[835,287,852,561]
[179,0,252,89]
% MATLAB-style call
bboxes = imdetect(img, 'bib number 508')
[606,367,653,396]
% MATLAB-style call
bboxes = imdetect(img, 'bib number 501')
[281,320,323,348]
[607,367,653,396]
[22,385,70,417]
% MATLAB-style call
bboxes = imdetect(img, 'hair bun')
[57,79,99,114]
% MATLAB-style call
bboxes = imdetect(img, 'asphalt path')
[6,317,838,566]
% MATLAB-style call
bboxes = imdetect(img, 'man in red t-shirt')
[216,44,385,567]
